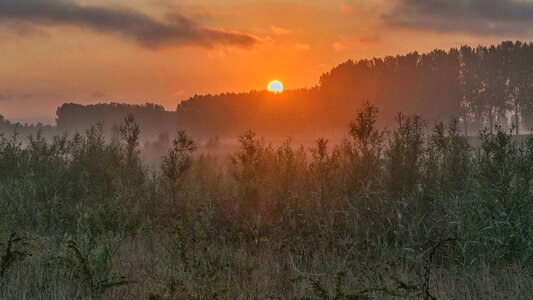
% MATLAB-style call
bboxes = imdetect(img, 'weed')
[0,233,30,283]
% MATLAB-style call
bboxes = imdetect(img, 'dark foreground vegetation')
[1,103,533,299]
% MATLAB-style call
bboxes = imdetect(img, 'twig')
[423,238,457,300]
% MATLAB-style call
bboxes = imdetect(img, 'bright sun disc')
[267,80,283,93]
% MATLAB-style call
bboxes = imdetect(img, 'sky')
[1,0,533,124]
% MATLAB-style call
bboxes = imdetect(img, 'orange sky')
[1,0,532,123]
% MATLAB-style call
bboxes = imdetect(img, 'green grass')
[1,108,532,298]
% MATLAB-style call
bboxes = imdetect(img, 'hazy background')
[2,0,533,123]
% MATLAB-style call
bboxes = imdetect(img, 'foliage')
[1,103,533,297]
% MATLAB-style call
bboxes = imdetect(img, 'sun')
[267,80,283,93]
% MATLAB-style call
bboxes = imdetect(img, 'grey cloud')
[0,0,257,48]
[1,20,48,37]
[383,0,533,36]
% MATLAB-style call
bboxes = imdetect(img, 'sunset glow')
[2,1,533,296]
[0,0,529,123]
[267,80,283,93]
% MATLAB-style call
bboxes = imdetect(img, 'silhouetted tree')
[120,114,140,167]
[161,131,197,205]
[347,102,383,193]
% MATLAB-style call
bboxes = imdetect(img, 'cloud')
[359,33,380,44]
[383,0,533,36]
[332,33,381,51]
[0,0,258,48]
[270,25,291,35]
[294,43,311,51]
[0,20,48,37]
[339,1,362,14]
[332,41,348,51]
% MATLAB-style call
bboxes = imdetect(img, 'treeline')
[320,40,533,135]
[1,104,532,297]
[0,114,59,138]
[3,40,532,141]
[177,40,533,137]
[175,88,328,139]
[55,102,177,138]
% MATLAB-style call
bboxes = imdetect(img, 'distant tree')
[0,115,8,125]
[504,41,533,134]
[520,42,533,130]
[161,131,197,205]
[477,46,511,131]
[55,102,176,137]
[459,45,481,135]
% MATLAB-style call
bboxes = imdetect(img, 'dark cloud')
[383,0,533,36]
[0,20,48,37]
[0,0,257,48]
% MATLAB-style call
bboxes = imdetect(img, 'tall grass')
[1,105,532,298]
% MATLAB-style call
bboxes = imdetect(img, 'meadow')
[1,103,532,299]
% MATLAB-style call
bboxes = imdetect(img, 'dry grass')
[0,233,532,299]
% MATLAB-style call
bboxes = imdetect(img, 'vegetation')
[1,103,532,298]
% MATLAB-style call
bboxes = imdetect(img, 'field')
[1,104,533,299]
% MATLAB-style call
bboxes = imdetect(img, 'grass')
[1,108,533,298]
[0,234,532,299]
[0,233,30,283]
